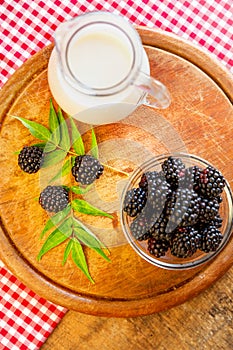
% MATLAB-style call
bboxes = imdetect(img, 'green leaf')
[71,199,113,219]
[73,223,110,262]
[71,156,76,167]
[31,142,46,148]
[62,239,73,265]
[49,157,72,183]
[49,100,59,132]
[57,107,70,151]
[71,239,94,283]
[40,205,71,239]
[41,149,67,168]
[12,116,51,141]
[43,142,57,153]
[90,127,98,159]
[73,218,108,251]
[61,157,72,176]
[49,100,61,145]
[37,218,72,260]
[71,185,92,195]
[69,117,85,155]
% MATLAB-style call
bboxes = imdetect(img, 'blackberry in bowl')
[120,153,233,270]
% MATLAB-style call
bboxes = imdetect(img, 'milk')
[48,25,150,124]
[68,32,133,89]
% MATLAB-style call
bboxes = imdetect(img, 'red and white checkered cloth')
[1,0,233,89]
[0,261,66,349]
[0,0,232,349]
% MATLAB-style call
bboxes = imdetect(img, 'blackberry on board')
[123,187,147,217]
[161,156,185,188]
[18,146,43,174]
[147,237,170,257]
[39,185,69,213]
[72,155,104,185]
[196,166,226,198]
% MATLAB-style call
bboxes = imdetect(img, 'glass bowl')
[120,153,233,270]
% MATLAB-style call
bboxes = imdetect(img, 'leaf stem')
[67,149,78,157]
[61,147,130,177]
[102,163,130,177]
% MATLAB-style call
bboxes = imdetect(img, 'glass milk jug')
[48,12,171,124]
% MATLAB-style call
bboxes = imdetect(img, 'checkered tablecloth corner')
[0,260,67,350]
[1,0,233,89]
[1,1,233,349]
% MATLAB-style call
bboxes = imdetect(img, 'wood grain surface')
[41,270,233,350]
[0,28,232,318]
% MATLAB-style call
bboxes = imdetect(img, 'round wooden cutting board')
[0,28,233,317]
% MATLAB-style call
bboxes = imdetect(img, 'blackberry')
[197,213,223,231]
[72,155,104,185]
[39,185,69,213]
[147,237,169,257]
[139,171,159,190]
[179,166,201,190]
[145,173,172,216]
[208,214,223,228]
[150,214,172,242]
[199,225,223,252]
[161,156,185,188]
[123,187,147,217]
[196,166,225,198]
[18,146,43,173]
[199,197,220,223]
[124,156,225,259]
[170,226,201,258]
[130,212,152,241]
[165,189,201,231]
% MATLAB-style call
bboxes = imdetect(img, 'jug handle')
[134,71,171,109]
